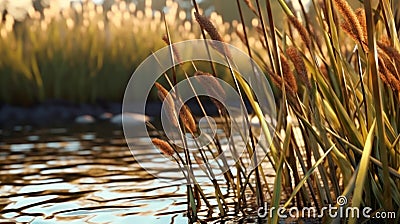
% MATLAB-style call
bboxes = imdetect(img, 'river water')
[0,123,264,223]
[1,122,323,224]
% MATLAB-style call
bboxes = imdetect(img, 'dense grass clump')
[150,0,400,223]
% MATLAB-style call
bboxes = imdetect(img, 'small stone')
[99,112,113,120]
[110,113,150,125]
[75,115,95,124]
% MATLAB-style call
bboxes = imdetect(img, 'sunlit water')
[1,123,322,224]
[0,124,264,223]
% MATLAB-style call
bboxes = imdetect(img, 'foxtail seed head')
[152,138,175,156]
[333,0,365,45]
[286,47,311,89]
[280,54,298,94]
[288,15,311,49]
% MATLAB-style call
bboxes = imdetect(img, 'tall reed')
[152,0,400,223]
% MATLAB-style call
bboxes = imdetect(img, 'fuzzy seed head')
[378,57,400,92]
[355,8,367,40]
[162,34,182,64]
[286,47,310,89]
[152,138,175,156]
[333,0,365,44]
[378,41,400,72]
[280,55,298,94]
[194,71,227,114]
[155,82,179,128]
[194,11,223,42]
[194,12,231,58]
[179,104,197,134]
[288,15,311,49]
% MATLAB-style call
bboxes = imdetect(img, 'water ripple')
[0,125,212,224]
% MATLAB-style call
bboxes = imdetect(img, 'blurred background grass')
[0,0,285,105]
[0,0,368,106]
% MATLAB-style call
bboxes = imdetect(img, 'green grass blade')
[283,144,335,208]
[349,120,376,224]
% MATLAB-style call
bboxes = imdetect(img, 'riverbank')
[0,101,124,127]
[0,100,225,127]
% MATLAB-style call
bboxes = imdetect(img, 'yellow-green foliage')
[1,1,170,104]
[151,0,400,222]
[0,0,268,105]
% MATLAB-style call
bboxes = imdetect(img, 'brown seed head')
[162,34,170,45]
[286,47,310,89]
[378,41,400,73]
[340,20,358,41]
[179,104,197,134]
[162,34,182,64]
[155,82,196,133]
[333,0,365,44]
[155,82,169,100]
[243,0,258,16]
[194,71,226,99]
[288,15,311,49]
[355,8,367,41]
[194,12,231,58]
[280,54,298,94]
[319,63,329,78]
[155,82,178,127]
[194,154,204,165]
[194,71,227,114]
[235,29,247,45]
[194,11,223,42]
[152,138,175,156]
[265,66,296,97]
[381,54,399,80]
[378,57,400,92]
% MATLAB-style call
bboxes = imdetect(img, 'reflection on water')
[0,124,268,223]
[0,124,192,223]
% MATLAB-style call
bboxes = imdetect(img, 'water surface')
[2,123,315,223]
[1,124,195,223]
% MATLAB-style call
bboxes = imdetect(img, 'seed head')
[155,82,179,128]
[179,104,197,134]
[280,54,298,94]
[194,71,227,114]
[288,15,311,49]
[333,0,365,45]
[286,47,310,89]
[152,138,175,156]
[162,34,182,64]
[378,57,400,92]
[194,11,231,58]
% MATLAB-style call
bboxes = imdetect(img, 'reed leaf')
[349,120,376,224]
